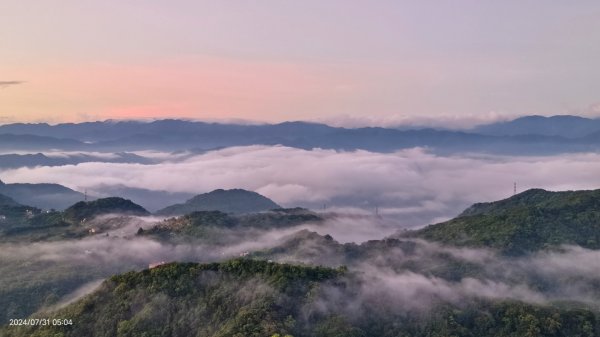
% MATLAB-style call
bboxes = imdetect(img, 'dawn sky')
[1,1,600,125]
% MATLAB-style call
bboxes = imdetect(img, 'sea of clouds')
[2,146,600,226]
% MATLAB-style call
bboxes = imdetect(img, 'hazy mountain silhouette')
[0,179,84,210]
[473,115,600,138]
[156,189,281,216]
[0,152,152,169]
[0,117,599,154]
[90,184,194,212]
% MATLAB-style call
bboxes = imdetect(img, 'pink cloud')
[2,56,369,123]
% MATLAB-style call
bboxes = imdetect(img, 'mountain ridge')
[1,116,599,154]
[473,115,600,138]
[406,188,600,254]
[0,180,85,210]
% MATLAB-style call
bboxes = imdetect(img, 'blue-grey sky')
[1,1,599,125]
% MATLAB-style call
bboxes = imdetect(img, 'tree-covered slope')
[3,259,345,337]
[155,189,281,216]
[63,197,149,223]
[4,259,598,337]
[0,179,85,210]
[407,188,600,254]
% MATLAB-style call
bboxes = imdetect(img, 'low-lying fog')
[1,213,599,315]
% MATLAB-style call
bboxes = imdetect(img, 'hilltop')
[3,259,346,337]
[473,115,600,138]
[155,189,281,216]
[406,188,600,254]
[63,197,149,223]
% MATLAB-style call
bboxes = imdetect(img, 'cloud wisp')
[1,211,599,321]
[0,81,24,89]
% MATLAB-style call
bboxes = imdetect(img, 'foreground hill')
[406,188,600,254]
[4,259,597,337]
[3,188,600,335]
[0,179,85,210]
[155,189,281,216]
[4,260,345,337]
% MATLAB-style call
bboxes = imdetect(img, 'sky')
[1,1,600,126]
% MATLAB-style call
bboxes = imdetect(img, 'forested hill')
[63,197,149,223]
[406,188,600,254]
[4,259,598,337]
[155,189,281,216]
[3,259,345,337]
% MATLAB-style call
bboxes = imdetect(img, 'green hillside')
[4,259,598,337]
[407,189,600,254]
[3,259,345,337]
[155,189,281,216]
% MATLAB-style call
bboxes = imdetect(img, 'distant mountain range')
[0,152,152,169]
[472,115,600,138]
[0,115,599,154]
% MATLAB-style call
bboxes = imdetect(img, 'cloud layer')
[2,146,600,226]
